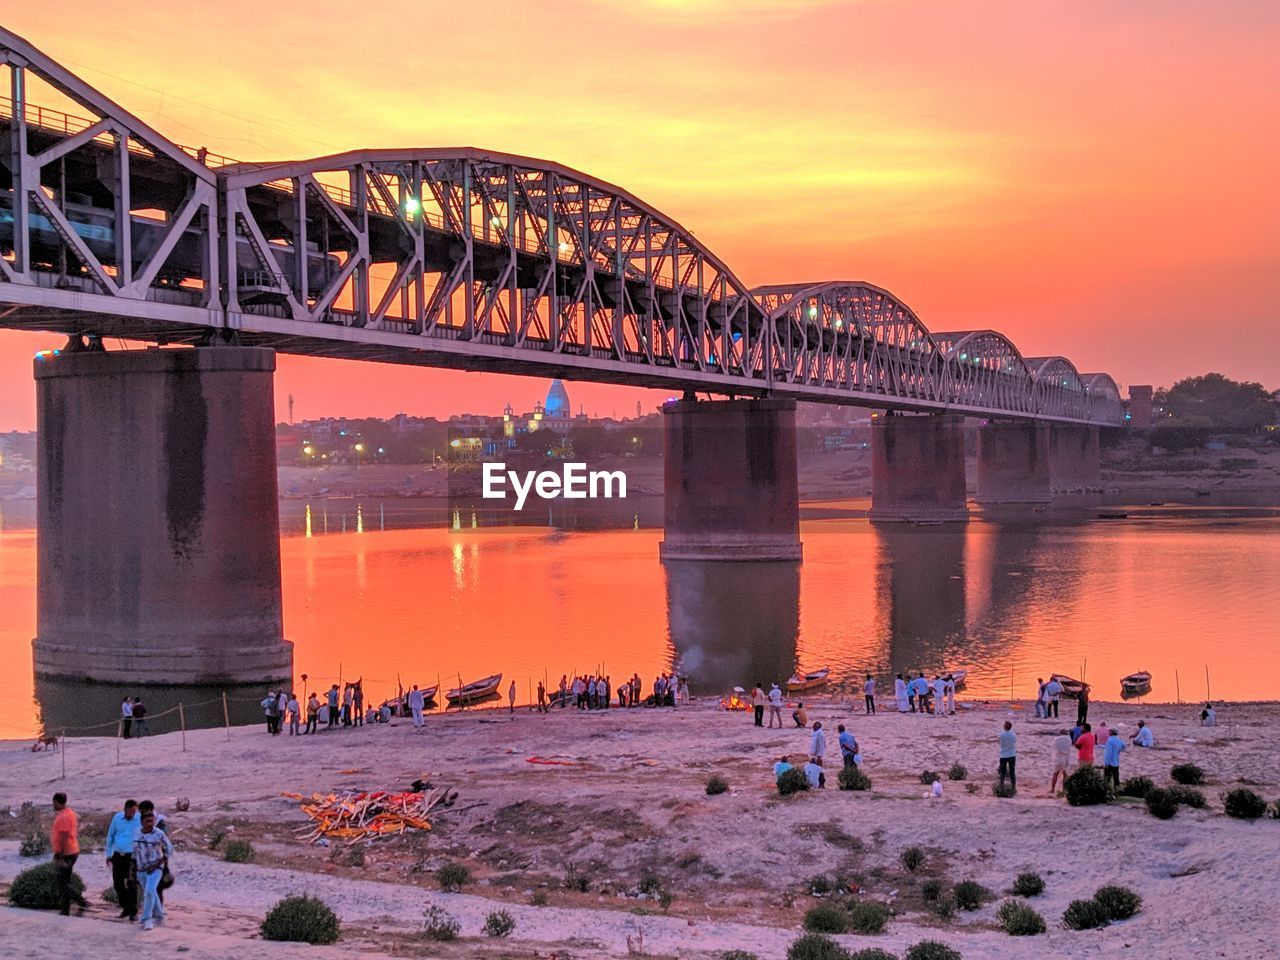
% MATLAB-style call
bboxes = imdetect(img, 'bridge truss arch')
[931,330,1036,416]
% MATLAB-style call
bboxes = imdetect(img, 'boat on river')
[447,673,503,706]
[786,668,831,693]
[1050,673,1091,699]
[1121,671,1152,699]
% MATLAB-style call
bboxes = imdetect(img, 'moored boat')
[944,669,968,689]
[786,668,831,693]
[1049,673,1091,699]
[446,673,503,706]
[1121,670,1152,699]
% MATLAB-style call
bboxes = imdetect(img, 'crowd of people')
[118,697,151,738]
[550,672,689,710]
[892,672,959,715]
[259,682,369,735]
[49,792,173,931]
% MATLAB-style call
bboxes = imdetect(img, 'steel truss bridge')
[0,27,1122,426]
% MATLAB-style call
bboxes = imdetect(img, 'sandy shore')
[3,696,1279,959]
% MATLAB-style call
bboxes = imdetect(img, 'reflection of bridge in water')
[1,26,1124,691]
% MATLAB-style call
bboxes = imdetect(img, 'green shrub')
[7,862,86,910]
[1093,885,1142,921]
[997,899,1046,935]
[421,905,461,941]
[952,880,992,912]
[991,782,1017,798]
[900,846,926,872]
[223,838,255,863]
[564,862,590,892]
[529,889,548,906]
[920,770,940,785]
[1062,898,1110,930]
[807,874,835,897]
[920,878,944,902]
[260,895,340,944]
[930,896,955,920]
[1167,785,1206,808]
[850,951,898,960]
[804,903,850,933]
[722,952,761,960]
[1063,767,1108,806]
[1118,776,1155,798]
[947,762,967,782]
[435,861,471,892]
[838,766,873,791]
[1145,787,1179,820]
[483,909,515,938]
[1272,799,1280,820]
[18,832,50,858]
[1170,763,1205,785]
[101,885,118,905]
[706,775,729,796]
[1010,872,1045,897]
[787,932,850,960]
[847,900,891,934]
[1223,788,1268,820]
[904,941,961,960]
[778,767,811,796]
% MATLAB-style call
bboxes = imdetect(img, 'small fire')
[719,694,749,711]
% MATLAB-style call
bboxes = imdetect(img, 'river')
[1,497,1277,739]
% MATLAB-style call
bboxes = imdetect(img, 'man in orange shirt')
[51,792,90,915]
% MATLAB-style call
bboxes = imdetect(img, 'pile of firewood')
[283,786,455,844]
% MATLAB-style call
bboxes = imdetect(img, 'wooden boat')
[1049,673,1091,700]
[380,684,437,715]
[944,669,968,689]
[1121,671,1152,699]
[1097,511,1128,520]
[786,668,831,693]
[446,673,503,706]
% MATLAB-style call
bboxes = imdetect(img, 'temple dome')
[545,379,571,418]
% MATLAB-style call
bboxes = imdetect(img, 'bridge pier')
[1049,425,1102,491]
[660,397,802,561]
[869,413,969,523]
[975,420,1052,504]
[32,346,293,685]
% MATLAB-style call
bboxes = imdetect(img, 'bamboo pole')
[1205,665,1211,702]
[179,702,187,752]
[222,691,231,740]
[1175,670,1181,704]
[60,729,66,780]
[116,719,121,766]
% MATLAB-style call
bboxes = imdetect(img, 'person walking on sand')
[537,680,548,714]
[1044,677,1063,718]
[1048,730,1073,796]
[768,682,784,728]
[260,689,278,735]
[837,724,859,769]
[809,721,826,765]
[121,696,134,739]
[751,682,766,727]
[408,684,426,729]
[105,799,140,921]
[508,680,517,714]
[895,673,910,713]
[1034,678,1047,718]
[51,792,90,916]
[1102,727,1126,792]
[864,674,876,715]
[286,692,300,735]
[1074,722,1096,768]
[132,807,173,931]
[997,721,1017,793]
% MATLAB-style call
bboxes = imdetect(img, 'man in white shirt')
[932,676,947,718]
[809,721,826,764]
[767,683,784,728]
[1044,678,1063,718]
[803,758,826,789]
[1131,720,1154,747]
[944,675,956,715]
[408,685,426,729]
[751,683,766,727]
[121,697,134,739]
[863,675,876,715]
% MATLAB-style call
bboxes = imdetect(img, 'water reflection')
[876,525,968,676]
[665,560,800,692]
[34,677,267,737]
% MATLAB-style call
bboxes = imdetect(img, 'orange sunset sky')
[1,1,1277,429]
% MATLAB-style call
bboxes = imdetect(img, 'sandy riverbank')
[3,697,1279,959]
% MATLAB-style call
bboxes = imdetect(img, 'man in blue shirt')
[773,756,793,781]
[837,724,859,769]
[104,799,140,920]
[1102,728,1126,791]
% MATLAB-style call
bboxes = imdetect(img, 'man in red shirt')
[50,792,90,915]
[1074,723,1097,768]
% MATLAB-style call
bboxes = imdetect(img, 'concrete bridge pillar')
[1049,425,1102,491]
[32,346,293,685]
[660,397,801,561]
[870,413,968,523]
[975,420,1052,504]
